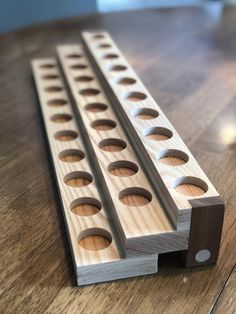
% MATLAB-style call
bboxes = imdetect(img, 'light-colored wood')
[82,31,220,228]
[57,45,189,256]
[32,58,158,285]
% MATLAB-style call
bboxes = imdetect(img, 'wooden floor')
[0,6,236,314]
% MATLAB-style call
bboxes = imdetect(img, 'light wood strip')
[82,31,220,228]
[57,45,189,256]
[32,58,158,284]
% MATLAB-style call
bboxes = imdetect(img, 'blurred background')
[1,0,236,34]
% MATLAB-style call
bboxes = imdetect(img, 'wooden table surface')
[0,6,236,314]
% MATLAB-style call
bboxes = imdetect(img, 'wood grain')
[212,265,236,314]
[82,31,222,230]
[32,58,158,285]
[0,7,235,313]
[57,44,189,256]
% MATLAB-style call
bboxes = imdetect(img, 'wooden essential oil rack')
[32,31,225,285]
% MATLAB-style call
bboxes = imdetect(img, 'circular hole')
[45,86,63,92]
[132,108,159,120]
[74,75,94,82]
[50,114,72,123]
[40,63,55,68]
[79,88,100,96]
[70,197,101,216]
[99,138,127,152]
[97,43,112,49]
[67,54,83,59]
[59,149,85,163]
[108,160,138,177]
[64,171,93,187]
[70,64,88,70]
[173,176,208,197]
[116,77,136,86]
[47,99,67,107]
[157,149,189,166]
[110,65,127,72]
[119,187,152,207]
[91,119,117,131]
[79,228,112,251]
[85,103,108,112]
[144,127,173,141]
[125,91,147,101]
[42,74,59,80]
[103,53,119,59]
[93,33,105,39]
[54,130,78,141]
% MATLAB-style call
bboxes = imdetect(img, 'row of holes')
[86,32,209,197]
[64,51,155,208]
[40,63,112,251]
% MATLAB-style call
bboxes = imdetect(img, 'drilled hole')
[91,119,116,131]
[85,103,108,112]
[93,33,105,39]
[132,108,159,120]
[42,74,59,80]
[47,99,67,107]
[103,53,119,59]
[70,64,88,70]
[50,114,72,123]
[157,149,189,166]
[110,65,127,72]
[117,77,136,86]
[108,161,138,177]
[144,127,173,141]
[119,187,152,207]
[125,91,147,101]
[70,197,101,216]
[97,43,112,48]
[74,76,94,82]
[59,149,85,163]
[54,130,78,141]
[64,171,93,187]
[79,88,100,96]
[40,64,55,68]
[173,176,208,197]
[79,228,112,251]
[45,86,63,92]
[67,54,83,59]
[99,138,127,152]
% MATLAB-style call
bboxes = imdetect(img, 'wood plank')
[212,265,236,314]
[57,45,189,256]
[81,31,222,231]
[32,58,158,285]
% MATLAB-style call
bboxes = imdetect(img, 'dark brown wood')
[0,6,236,313]
[184,197,225,267]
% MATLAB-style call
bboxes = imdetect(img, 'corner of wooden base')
[183,196,225,267]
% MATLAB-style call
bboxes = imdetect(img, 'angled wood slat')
[32,58,158,285]
[80,32,225,266]
[57,45,189,257]
[81,31,221,229]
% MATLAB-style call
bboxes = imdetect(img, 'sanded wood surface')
[57,44,189,256]
[0,6,236,314]
[32,58,158,285]
[82,31,220,229]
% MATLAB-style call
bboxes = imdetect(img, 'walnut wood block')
[184,196,225,266]
[32,58,158,285]
[81,31,222,230]
[57,45,189,256]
